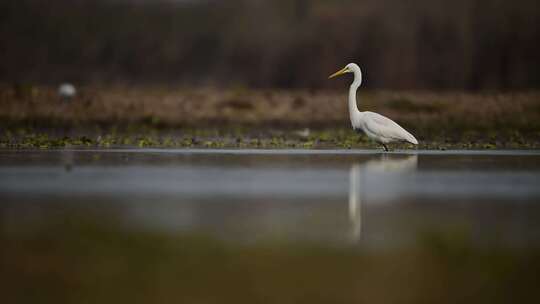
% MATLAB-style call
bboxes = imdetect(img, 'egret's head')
[328,63,360,79]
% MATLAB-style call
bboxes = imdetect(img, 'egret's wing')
[363,112,418,144]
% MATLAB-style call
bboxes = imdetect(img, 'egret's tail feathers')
[402,131,418,145]
[406,133,419,145]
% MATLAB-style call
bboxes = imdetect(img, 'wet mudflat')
[1,149,540,303]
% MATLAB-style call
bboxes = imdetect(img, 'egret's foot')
[382,144,389,152]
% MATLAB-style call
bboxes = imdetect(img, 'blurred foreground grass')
[1,85,540,149]
[1,212,539,304]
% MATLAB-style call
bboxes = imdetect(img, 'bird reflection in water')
[349,163,362,241]
[348,154,418,242]
[62,148,74,172]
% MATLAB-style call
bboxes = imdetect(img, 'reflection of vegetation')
[2,215,539,304]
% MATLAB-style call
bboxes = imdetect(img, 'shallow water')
[1,149,540,248]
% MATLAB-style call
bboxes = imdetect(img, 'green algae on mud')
[1,125,539,150]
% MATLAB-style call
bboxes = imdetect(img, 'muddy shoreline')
[2,86,540,149]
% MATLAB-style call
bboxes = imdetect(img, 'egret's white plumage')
[329,63,418,151]
[58,83,76,100]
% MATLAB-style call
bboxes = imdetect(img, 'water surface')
[1,149,539,248]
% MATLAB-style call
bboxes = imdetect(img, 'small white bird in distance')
[58,83,77,101]
[329,63,418,151]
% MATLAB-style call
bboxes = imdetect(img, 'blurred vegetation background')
[1,0,539,90]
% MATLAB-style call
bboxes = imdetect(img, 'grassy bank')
[1,85,540,149]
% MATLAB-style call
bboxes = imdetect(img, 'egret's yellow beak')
[328,67,349,79]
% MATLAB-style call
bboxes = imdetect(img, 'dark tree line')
[1,0,539,90]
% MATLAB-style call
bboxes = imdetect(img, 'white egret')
[329,63,418,151]
[58,83,76,100]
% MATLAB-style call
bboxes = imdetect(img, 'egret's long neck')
[348,71,362,126]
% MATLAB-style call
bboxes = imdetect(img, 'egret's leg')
[382,144,389,152]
